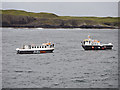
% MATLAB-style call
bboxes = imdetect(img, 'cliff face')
[0,10,119,29]
[2,14,36,26]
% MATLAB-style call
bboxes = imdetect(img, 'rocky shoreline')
[1,25,116,29]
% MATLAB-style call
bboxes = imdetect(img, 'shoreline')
[1,27,118,30]
[1,26,118,29]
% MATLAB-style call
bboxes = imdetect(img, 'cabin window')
[32,46,34,48]
[45,46,46,48]
[89,41,90,44]
[37,46,39,48]
[42,46,44,48]
[40,46,41,48]
[84,41,85,44]
[53,44,54,47]
[28,45,31,49]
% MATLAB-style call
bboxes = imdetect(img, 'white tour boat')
[16,42,54,54]
[81,35,113,50]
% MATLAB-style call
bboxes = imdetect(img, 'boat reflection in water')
[16,42,54,54]
[81,35,113,50]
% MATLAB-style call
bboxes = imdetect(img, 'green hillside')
[1,9,58,18]
[0,9,119,28]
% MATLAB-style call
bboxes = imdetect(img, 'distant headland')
[0,10,119,29]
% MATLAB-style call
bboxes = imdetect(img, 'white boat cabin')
[22,42,54,49]
[83,39,101,45]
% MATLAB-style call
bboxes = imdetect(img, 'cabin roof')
[84,39,91,41]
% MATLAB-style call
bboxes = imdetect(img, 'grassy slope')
[1,9,58,18]
[1,9,119,27]
[59,16,118,25]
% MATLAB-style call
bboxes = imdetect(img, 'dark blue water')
[2,28,118,88]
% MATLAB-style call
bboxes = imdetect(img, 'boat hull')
[17,49,54,54]
[82,45,113,50]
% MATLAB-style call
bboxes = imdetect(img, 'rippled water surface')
[2,28,118,88]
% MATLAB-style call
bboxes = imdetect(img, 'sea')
[2,28,118,88]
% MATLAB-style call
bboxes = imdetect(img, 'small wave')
[14,70,23,73]
[100,61,111,63]
[42,77,52,81]
[44,62,50,65]
[84,72,90,75]
[110,56,116,59]
[42,87,50,88]
[14,70,33,73]
[36,28,43,29]
[100,73,108,77]
[53,83,59,86]
[73,79,86,83]
[25,70,33,73]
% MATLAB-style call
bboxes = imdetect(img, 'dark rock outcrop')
[2,14,36,26]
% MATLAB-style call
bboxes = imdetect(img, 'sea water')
[2,28,118,88]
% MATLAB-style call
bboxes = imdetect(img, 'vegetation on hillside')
[0,9,119,28]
